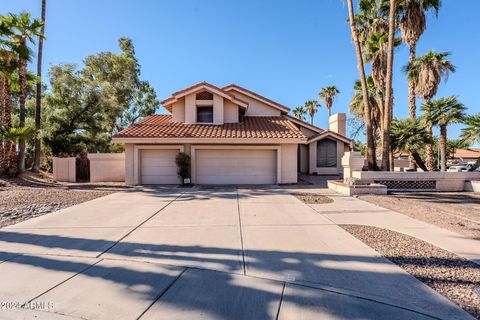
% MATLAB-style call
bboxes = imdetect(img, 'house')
[451,148,480,163]
[113,82,351,185]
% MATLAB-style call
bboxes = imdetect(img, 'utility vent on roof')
[196,91,214,100]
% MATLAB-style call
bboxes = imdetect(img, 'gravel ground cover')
[359,192,480,240]
[0,174,126,228]
[292,192,334,204]
[341,224,480,319]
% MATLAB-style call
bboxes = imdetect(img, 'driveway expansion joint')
[136,267,189,320]
[95,190,187,258]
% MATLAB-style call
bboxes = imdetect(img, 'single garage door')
[141,149,180,184]
[196,149,277,184]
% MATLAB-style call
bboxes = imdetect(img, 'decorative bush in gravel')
[341,224,480,319]
[292,192,334,204]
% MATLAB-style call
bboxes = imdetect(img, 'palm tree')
[461,114,480,145]
[390,118,430,171]
[318,86,340,117]
[292,106,306,121]
[7,12,44,173]
[381,0,397,171]
[462,114,480,171]
[0,22,17,173]
[0,126,35,176]
[398,0,441,120]
[405,50,456,170]
[347,0,377,170]
[422,96,466,171]
[350,76,382,136]
[33,0,47,172]
[303,100,321,125]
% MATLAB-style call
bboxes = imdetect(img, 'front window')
[197,106,213,123]
[316,139,337,167]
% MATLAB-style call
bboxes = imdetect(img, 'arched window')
[316,139,337,167]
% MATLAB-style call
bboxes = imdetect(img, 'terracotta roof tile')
[114,115,307,140]
[454,148,480,159]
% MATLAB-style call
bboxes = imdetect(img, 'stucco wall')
[280,144,298,183]
[231,92,281,116]
[184,93,196,124]
[171,99,185,123]
[53,157,76,182]
[224,101,239,123]
[88,153,125,182]
[213,94,224,124]
[124,144,135,185]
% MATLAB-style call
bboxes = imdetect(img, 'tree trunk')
[33,0,46,172]
[0,78,5,172]
[408,44,417,170]
[411,151,428,172]
[425,123,435,171]
[18,42,27,173]
[1,78,16,175]
[381,0,396,171]
[439,125,447,171]
[347,0,376,170]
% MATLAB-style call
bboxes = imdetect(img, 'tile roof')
[222,84,290,112]
[453,148,480,159]
[114,115,307,140]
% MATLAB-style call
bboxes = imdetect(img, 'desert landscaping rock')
[292,192,334,204]
[0,176,117,228]
[341,224,480,319]
[359,192,480,240]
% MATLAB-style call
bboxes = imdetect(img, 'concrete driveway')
[0,187,473,320]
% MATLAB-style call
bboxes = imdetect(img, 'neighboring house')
[113,82,351,185]
[451,148,480,163]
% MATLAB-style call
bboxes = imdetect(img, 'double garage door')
[140,148,276,185]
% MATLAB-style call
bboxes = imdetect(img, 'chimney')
[329,113,346,136]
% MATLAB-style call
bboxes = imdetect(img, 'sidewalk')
[304,189,480,265]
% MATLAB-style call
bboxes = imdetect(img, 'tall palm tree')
[7,12,44,173]
[422,96,466,171]
[303,100,321,125]
[347,0,377,170]
[381,0,397,171]
[33,0,46,172]
[390,118,430,171]
[0,22,17,173]
[292,106,306,121]
[318,86,340,117]
[0,126,35,176]
[398,0,441,120]
[405,50,455,170]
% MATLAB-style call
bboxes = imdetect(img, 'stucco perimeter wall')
[352,171,480,191]
[53,157,76,182]
[281,144,298,184]
[88,153,125,182]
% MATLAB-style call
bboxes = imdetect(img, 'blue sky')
[4,0,479,142]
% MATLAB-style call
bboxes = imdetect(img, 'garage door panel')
[196,149,276,185]
[141,149,180,185]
